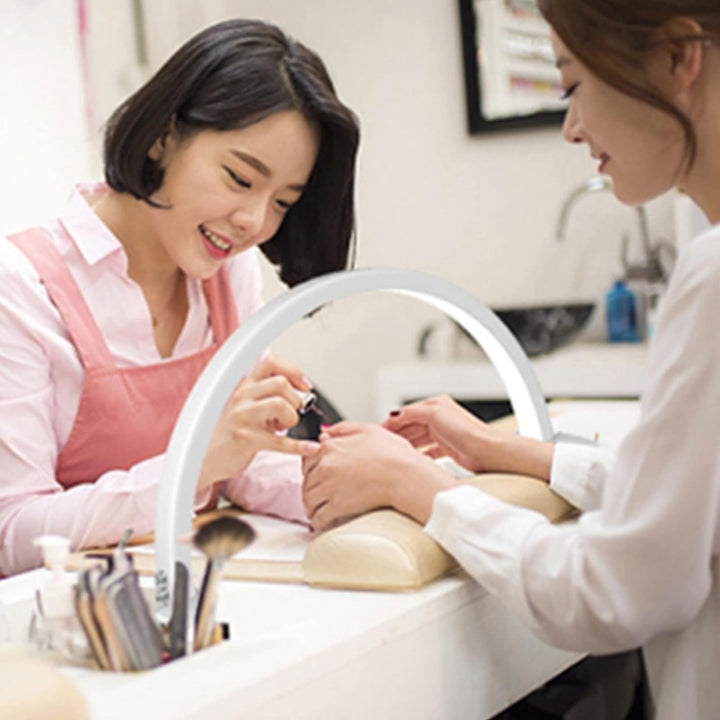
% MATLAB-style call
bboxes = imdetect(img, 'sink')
[493,303,596,357]
[417,302,596,360]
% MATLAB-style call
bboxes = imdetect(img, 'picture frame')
[458,0,566,134]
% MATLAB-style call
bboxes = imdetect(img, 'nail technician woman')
[303,2,720,716]
[0,19,359,575]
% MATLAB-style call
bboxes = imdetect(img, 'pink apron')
[8,229,239,507]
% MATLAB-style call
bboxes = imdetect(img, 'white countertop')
[3,571,582,720]
[376,342,649,418]
[0,400,640,720]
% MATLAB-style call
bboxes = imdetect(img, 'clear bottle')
[30,535,86,663]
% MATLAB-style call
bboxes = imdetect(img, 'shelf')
[376,343,649,419]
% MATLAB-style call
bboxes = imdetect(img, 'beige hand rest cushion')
[0,656,88,720]
[302,473,576,591]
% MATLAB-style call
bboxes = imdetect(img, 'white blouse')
[425,224,720,719]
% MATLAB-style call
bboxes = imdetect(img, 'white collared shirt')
[426,224,720,719]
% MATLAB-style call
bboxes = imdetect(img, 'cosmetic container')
[606,280,640,343]
[31,535,86,663]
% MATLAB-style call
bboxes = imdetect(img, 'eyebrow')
[229,149,306,192]
[555,56,572,70]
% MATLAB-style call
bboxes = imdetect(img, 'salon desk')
[2,569,581,720]
[0,401,639,720]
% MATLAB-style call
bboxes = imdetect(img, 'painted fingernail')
[320,423,333,429]
[389,410,401,417]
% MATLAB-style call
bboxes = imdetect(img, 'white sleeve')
[550,442,615,512]
[426,237,720,654]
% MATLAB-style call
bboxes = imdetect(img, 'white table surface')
[0,400,640,720]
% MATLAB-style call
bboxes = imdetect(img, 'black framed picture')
[459,0,566,134]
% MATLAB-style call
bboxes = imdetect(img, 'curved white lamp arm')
[154,268,552,622]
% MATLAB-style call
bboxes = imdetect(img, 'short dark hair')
[103,19,360,287]
[538,0,720,173]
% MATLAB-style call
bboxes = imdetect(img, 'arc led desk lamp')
[154,268,554,642]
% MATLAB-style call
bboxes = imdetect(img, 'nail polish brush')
[297,390,332,423]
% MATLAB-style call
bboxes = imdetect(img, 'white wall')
[0,0,92,235]
[151,0,673,420]
[2,0,676,421]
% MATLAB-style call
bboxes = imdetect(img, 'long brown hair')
[537,0,720,169]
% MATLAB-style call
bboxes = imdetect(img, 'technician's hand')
[197,354,319,491]
[302,422,456,532]
[382,395,497,473]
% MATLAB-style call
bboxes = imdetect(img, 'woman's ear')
[148,116,179,163]
[655,17,707,94]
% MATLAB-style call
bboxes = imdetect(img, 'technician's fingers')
[231,376,307,419]
[226,395,298,434]
[246,353,311,391]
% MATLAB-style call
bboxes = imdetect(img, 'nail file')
[91,590,128,671]
[74,570,112,670]
[103,567,164,670]
[167,561,190,659]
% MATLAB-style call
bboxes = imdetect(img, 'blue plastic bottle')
[606,280,640,342]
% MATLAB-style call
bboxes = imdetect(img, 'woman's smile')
[199,224,233,259]
[596,152,610,174]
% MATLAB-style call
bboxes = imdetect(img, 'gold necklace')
[150,274,185,328]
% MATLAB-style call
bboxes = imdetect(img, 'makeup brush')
[193,516,255,651]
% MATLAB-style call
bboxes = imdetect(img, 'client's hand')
[383,395,554,481]
[382,395,498,473]
[302,422,457,531]
[197,354,319,491]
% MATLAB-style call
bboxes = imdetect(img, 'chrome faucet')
[556,176,673,283]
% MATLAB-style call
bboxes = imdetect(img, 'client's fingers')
[262,432,320,458]
[317,421,368,437]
